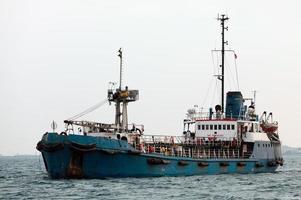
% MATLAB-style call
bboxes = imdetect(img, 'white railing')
[186,110,253,121]
[134,135,251,159]
[141,135,240,146]
[138,143,252,159]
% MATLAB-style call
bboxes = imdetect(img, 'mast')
[217,14,229,112]
[115,48,122,132]
[108,48,139,133]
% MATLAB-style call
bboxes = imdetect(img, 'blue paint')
[225,91,243,119]
[38,133,278,178]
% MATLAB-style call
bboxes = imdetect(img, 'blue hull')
[38,133,278,179]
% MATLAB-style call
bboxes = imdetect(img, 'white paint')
[242,132,270,142]
[195,121,237,140]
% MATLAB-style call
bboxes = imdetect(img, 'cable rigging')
[67,98,108,121]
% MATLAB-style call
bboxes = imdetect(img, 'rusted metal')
[67,152,83,178]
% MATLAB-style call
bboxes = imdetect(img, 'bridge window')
[231,125,235,130]
[202,125,205,130]
[218,125,222,130]
[227,125,230,130]
[210,125,213,130]
[197,125,201,130]
[206,125,209,130]
[214,125,217,130]
[223,124,226,130]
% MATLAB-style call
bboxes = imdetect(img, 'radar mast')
[217,14,229,112]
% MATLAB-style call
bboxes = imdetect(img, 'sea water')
[0,154,300,200]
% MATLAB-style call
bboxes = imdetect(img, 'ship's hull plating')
[38,133,279,179]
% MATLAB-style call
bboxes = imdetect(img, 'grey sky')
[1,0,300,155]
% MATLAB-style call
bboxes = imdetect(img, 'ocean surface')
[0,154,300,200]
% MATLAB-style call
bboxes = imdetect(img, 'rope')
[68,98,108,120]
[211,78,218,106]
[201,77,215,107]
[211,50,217,75]
[201,50,219,107]
[225,55,236,91]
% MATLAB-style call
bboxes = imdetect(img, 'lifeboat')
[260,122,278,133]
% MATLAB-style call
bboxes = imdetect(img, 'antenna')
[217,14,229,113]
[118,48,123,90]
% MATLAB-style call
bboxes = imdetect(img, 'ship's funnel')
[225,91,243,119]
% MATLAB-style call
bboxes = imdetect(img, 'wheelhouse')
[195,119,237,139]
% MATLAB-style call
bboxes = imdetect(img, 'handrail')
[141,135,240,145]
[133,134,249,159]
[137,143,252,159]
[185,110,256,121]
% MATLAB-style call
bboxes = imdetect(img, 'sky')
[0,0,301,155]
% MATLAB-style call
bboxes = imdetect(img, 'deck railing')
[141,135,240,146]
[137,144,252,159]
[185,110,253,121]
[134,135,251,159]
